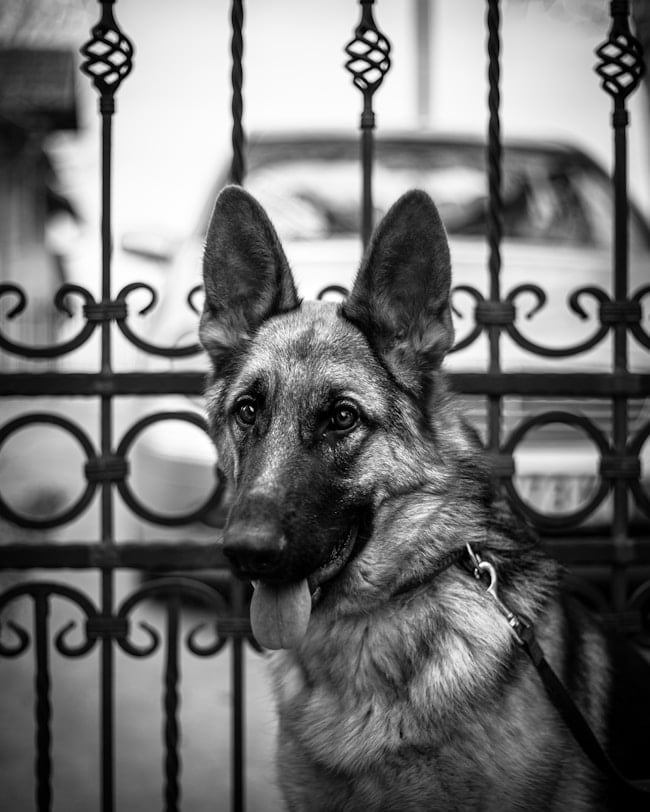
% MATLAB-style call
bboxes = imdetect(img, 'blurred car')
[124,132,650,535]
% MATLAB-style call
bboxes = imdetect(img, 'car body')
[125,132,650,534]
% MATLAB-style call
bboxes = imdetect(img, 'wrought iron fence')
[0,1,648,811]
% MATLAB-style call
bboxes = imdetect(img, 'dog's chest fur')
[269,579,606,812]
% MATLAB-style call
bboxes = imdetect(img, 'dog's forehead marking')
[233,301,389,410]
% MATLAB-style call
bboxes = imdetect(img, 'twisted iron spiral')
[80,1,134,101]
[344,1,391,94]
[595,1,645,101]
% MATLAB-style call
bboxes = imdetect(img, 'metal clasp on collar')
[465,543,528,645]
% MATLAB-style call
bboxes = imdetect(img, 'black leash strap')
[518,625,650,801]
[466,543,650,801]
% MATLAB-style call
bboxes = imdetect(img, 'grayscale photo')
[0,1,649,810]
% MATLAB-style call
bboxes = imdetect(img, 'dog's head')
[199,186,455,647]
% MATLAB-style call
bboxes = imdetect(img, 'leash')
[465,543,650,802]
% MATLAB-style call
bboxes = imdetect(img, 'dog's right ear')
[199,185,299,368]
[342,190,454,395]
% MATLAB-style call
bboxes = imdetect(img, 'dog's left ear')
[342,190,454,393]
[199,185,299,368]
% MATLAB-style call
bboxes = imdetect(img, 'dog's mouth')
[249,524,363,651]
[307,523,361,596]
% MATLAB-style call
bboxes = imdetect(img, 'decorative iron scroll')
[345,0,391,248]
[0,282,205,361]
[344,1,391,94]
[0,284,97,358]
[595,1,645,104]
[595,1,648,349]
[437,0,650,368]
[0,578,249,661]
[80,1,134,102]
[114,283,203,357]
[115,411,224,526]
[0,413,97,528]
[0,410,221,529]
[502,411,611,531]
[0,577,251,812]
[0,583,101,812]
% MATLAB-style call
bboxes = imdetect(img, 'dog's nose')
[222,522,286,579]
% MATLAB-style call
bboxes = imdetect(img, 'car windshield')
[235,138,649,251]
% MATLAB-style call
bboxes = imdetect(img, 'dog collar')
[391,542,483,603]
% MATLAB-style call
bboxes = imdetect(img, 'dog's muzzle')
[223,518,361,651]
[221,496,288,580]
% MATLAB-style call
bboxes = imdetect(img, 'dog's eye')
[329,401,359,434]
[234,396,257,427]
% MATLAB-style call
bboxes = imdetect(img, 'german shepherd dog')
[199,186,648,811]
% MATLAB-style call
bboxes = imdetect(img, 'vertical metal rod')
[595,0,645,610]
[344,0,391,251]
[80,2,134,805]
[485,0,503,455]
[100,102,113,371]
[100,572,114,812]
[360,107,375,250]
[34,593,52,812]
[100,99,116,812]
[485,0,502,363]
[612,92,629,375]
[228,4,246,809]
[231,580,245,812]
[230,0,245,186]
[612,93,629,611]
[164,596,181,812]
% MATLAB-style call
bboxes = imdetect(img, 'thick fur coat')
[199,186,644,811]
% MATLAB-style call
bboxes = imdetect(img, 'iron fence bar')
[2,370,650,398]
[34,591,53,812]
[485,0,503,329]
[100,310,115,812]
[2,538,650,570]
[450,371,650,397]
[484,0,504,477]
[228,4,246,809]
[0,541,227,570]
[164,595,182,812]
[230,0,245,187]
[595,1,646,611]
[345,0,391,249]
[0,371,211,396]
[100,86,116,812]
[99,574,114,812]
[231,580,245,812]
[80,3,134,810]
[611,3,633,615]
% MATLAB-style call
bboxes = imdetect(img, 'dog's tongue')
[250,579,311,650]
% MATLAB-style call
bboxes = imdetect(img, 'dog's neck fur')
[270,540,563,795]
[271,458,559,731]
